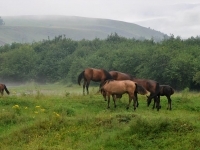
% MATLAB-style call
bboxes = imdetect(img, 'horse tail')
[4,85,10,95]
[78,71,85,85]
[148,82,160,99]
[135,83,149,95]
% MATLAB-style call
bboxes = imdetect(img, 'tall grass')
[0,84,200,150]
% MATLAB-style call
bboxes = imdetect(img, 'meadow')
[0,83,200,150]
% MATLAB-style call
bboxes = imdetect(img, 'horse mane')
[102,69,113,80]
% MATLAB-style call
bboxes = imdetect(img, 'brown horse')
[100,80,150,110]
[109,71,132,80]
[151,85,175,110]
[78,68,113,95]
[131,77,160,111]
[0,84,10,96]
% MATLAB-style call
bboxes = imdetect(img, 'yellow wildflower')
[12,105,19,109]
[41,109,45,112]
[53,112,60,117]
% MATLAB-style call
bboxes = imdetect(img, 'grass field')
[0,83,200,150]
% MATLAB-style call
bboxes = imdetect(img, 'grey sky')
[1,0,200,38]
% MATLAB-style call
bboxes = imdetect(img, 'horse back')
[102,80,136,95]
[109,71,132,80]
[84,68,100,81]
[160,85,174,96]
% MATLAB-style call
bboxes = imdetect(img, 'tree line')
[0,33,200,90]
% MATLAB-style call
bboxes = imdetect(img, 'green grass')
[0,84,200,150]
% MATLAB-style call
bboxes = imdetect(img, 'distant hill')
[0,15,168,46]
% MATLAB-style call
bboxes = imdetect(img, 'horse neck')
[103,70,112,80]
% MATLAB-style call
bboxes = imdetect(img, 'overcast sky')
[1,0,200,38]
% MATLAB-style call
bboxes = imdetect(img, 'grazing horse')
[0,83,10,96]
[100,80,150,110]
[131,78,161,111]
[78,68,113,95]
[151,85,175,110]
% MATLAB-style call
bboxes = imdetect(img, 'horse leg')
[98,82,103,93]
[156,96,161,111]
[107,94,111,109]
[158,95,161,109]
[147,93,153,106]
[134,92,139,107]
[83,81,86,95]
[1,90,3,96]
[112,94,117,108]
[103,91,107,101]
[126,94,132,110]
[133,95,137,111]
[86,81,90,95]
[166,95,172,110]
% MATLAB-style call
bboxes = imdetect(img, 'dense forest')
[0,33,200,90]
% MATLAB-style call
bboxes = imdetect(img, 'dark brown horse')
[151,85,175,110]
[100,80,150,110]
[132,77,160,111]
[109,71,132,80]
[0,83,10,96]
[78,68,113,95]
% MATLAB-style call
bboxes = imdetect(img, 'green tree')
[193,71,200,84]
[0,45,37,82]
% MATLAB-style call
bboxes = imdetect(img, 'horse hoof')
[126,107,129,110]
[105,99,107,101]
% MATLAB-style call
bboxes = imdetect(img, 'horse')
[131,77,160,111]
[78,68,113,95]
[100,80,150,110]
[0,83,10,96]
[151,85,175,110]
[108,71,133,100]
[109,71,132,80]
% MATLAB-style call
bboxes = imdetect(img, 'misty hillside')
[0,15,168,46]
